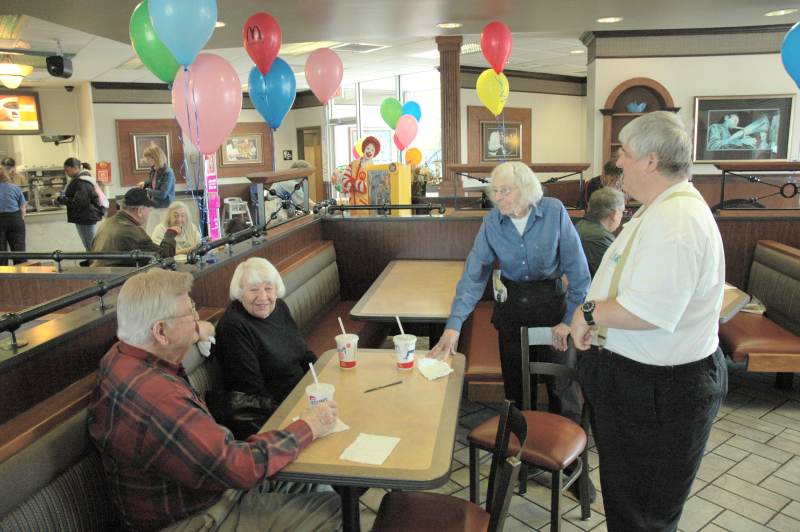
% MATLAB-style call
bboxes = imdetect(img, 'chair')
[372,401,526,532]
[467,327,591,532]
[222,197,253,227]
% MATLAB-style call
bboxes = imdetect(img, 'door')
[296,127,324,201]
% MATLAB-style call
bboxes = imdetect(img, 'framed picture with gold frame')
[220,133,264,166]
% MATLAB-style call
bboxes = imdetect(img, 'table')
[720,284,751,324]
[350,260,464,323]
[262,349,465,532]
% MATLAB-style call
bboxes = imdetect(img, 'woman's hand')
[429,329,459,360]
[551,323,571,351]
[197,320,215,342]
[137,181,145,188]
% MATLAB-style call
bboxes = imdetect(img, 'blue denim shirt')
[445,197,590,331]
[0,182,26,213]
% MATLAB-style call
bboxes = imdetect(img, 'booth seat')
[460,301,505,403]
[719,240,800,388]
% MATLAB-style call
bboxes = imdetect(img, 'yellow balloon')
[476,68,509,116]
[405,147,423,166]
[356,138,364,157]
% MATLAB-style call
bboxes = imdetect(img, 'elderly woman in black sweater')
[212,257,315,438]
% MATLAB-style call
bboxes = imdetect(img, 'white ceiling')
[2,0,798,89]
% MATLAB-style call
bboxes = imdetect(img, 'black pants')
[0,211,25,265]
[578,347,727,532]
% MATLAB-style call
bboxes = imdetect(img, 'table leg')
[334,486,365,532]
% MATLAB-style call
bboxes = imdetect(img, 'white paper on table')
[417,358,454,380]
[724,283,738,290]
[339,433,401,465]
[291,417,350,438]
[527,327,553,347]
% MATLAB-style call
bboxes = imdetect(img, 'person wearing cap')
[90,188,181,267]
[341,136,380,205]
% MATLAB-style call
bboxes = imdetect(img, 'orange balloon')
[405,147,423,166]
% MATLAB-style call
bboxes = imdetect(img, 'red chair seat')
[372,492,490,532]
[719,313,800,364]
[469,411,587,471]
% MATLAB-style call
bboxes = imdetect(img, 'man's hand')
[551,323,571,352]
[302,401,338,440]
[428,329,459,360]
[167,225,183,235]
[570,307,594,351]
[197,320,215,342]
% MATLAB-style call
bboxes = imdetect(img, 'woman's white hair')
[229,257,286,301]
[619,111,692,179]
[117,269,194,346]
[162,201,191,227]
[489,162,544,207]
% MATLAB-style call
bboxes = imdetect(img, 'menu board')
[0,91,42,134]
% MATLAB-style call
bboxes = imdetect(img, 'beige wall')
[11,88,81,169]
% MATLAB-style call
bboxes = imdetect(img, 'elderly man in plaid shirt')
[89,268,342,531]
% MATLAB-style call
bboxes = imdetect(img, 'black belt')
[599,347,716,377]
[501,277,559,289]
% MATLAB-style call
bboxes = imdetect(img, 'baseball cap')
[124,188,157,208]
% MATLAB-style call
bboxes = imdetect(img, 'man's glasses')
[166,299,198,322]
[490,186,516,196]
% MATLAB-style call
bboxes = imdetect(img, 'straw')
[337,317,347,336]
[395,316,405,335]
[309,363,320,387]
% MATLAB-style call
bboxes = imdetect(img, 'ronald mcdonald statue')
[341,136,380,205]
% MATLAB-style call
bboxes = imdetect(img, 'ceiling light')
[764,9,798,17]
[596,17,623,23]
[215,21,226,28]
[460,43,481,55]
[0,55,33,89]
[569,49,585,55]
[437,22,462,29]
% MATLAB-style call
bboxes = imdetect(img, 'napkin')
[291,417,350,438]
[197,336,215,358]
[340,433,401,465]
[417,358,454,381]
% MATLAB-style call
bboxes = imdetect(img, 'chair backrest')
[519,326,580,411]
[485,400,527,532]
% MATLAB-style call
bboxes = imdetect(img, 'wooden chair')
[372,401,526,532]
[467,327,591,532]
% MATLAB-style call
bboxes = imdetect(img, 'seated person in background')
[212,257,317,439]
[91,188,180,267]
[224,216,251,236]
[150,201,202,254]
[89,269,340,531]
[575,187,626,276]
[270,160,316,220]
[584,158,623,205]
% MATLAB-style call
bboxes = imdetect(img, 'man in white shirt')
[571,111,727,532]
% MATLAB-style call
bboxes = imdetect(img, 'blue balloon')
[249,58,296,130]
[782,23,800,88]
[402,101,422,122]
[149,0,217,66]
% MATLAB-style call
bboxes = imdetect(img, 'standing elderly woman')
[212,257,316,439]
[150,201,201,254]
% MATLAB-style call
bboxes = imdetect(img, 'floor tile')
[697,524,728,532]
[508,494,552,529]
[695,452,737,483]
[360,488,386,513]
[705,426,734,451]
[724,412,784,435]
[774,456,800,485]
[726,453,781,484]
[696,484,775,524]
[732,398,781,419]
[761,412,800,432]
[773,401,800,422]
[713,419,774,443]
[759,475,800,501]
[677,495,724,532]
[712,443,749,462]
[562,504,606,531]
[360,508,376,532]
[712,509,774,532]
[767,512,800,532]
[725,434,793,464]
[712,474,789,511]
[780,428,800,444]
[784,500,800,520]
[768,434,800,456]
[501,515,535,531]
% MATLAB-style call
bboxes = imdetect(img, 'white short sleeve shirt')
[586,180,725,365]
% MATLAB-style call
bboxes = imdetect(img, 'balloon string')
[500,110,507,164]
[184,66,208,234]
[271,129,276,172]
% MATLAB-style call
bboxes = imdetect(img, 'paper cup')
[393,334,417,370]
[306,383,335,407]
[335,333,359,369]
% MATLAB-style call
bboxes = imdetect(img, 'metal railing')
[187,223,268,264]
[323,203,446,216]
[0,250,161,271]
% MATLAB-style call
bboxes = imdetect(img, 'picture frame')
[131,133,171,172]
[0,90,42,135]
[693,95,794,163]
[220,133,264,166]
[480,121,523,162]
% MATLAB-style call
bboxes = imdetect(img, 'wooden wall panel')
[466,106,532,165]
[216,122,274,178]
[115,119,185,187]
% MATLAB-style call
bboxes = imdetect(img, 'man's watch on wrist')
[582,300,597,326]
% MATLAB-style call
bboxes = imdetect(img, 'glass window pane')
[401,70,441,177]
[360,77,398,164]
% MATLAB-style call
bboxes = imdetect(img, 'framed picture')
[480,121,523,162]
[693,95,794,162]
[132,133,171,172]
[220,133,264,166]
[0,90,42,135]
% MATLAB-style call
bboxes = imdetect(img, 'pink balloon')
[393,133,404,151]
[172,54,242,155]
[395,115,418,150]
[305,48,343,104]
[352,146,359,159]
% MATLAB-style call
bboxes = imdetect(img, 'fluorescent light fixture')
[280,41,340,56]
[0,55,33,89]
[461,43,481,55]
[596,17,623,23]
[437,22,462,29]
[764,9,798,17]
[569,49,585,55]
[215,21,226,28]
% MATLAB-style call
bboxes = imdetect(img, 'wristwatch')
[581,300,596,326]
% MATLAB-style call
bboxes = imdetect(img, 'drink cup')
[335,333,359,369]
[393,334,417,370]
[305,383,335,407]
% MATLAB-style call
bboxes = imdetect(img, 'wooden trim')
[466,106,532,165]
[585,24,793,40]
[714,162,800,172]
[275,241,334,276]
[216,122,273,178]
[603,78,675,109]
[758,240,800,261]
[246,167,315,187]
[114,119,185,187]
[448,163,589,174]
[747,353,800,372]
[460,66,585,84]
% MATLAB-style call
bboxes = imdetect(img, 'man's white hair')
[489,161,544,207]
[619,111,692,179]
[229,257,286,301]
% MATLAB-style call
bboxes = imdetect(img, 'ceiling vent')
[332,42,389,54]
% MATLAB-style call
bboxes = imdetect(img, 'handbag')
[224,390,277,440]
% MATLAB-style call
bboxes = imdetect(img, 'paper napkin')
[417,358,454,380]
[339,433,401,465]
[291,417,350,438]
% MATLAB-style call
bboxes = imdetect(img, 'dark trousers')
[0,211,25,265]
[578,347,727,532]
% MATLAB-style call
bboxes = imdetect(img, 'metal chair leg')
[469,443,480,505]
[551,469,562,532]
[578,455,591,520]
[518,463,528,495]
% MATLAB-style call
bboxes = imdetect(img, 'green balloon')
[380,98,403,129]
[129,0,180,84]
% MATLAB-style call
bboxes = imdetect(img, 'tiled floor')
[357,363,800,531]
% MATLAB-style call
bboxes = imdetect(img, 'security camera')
[46,55,73,79]
[64,85,74,92]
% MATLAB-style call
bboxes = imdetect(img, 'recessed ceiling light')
[215,21,226,28]
[569,49,585,55]
[764,9,798,17]
[596,17,623,23]
[437,22,463,29]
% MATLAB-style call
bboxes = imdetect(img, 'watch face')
[582,301,595,312]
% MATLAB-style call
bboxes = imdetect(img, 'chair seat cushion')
[372,491,489,532]
[719,312,800,363]
[462,302,502,380]
[469,411,587,471]
[303,300,387,356]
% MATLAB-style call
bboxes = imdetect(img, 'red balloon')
[243,12,282,75]
[480,21,512,74]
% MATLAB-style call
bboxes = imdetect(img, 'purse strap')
[597,190,704,347]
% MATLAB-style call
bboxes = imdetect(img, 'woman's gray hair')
[117,269,194,346]
[619,111,692,179]
[585,187,625,222]
[162,201,192,227]
[489,162,543,207]
[229,257,286,301]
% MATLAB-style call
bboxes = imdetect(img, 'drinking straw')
[395,316,405,335]
[309,363,320,386]
[338,317,347,335]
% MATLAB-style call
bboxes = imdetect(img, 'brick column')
[436,35,462,191]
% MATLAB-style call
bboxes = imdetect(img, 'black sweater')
[213,299,316,408]
[58,172,104,225]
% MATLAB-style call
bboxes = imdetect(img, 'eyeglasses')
[491,186,516,196]
[165,299,198,322]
